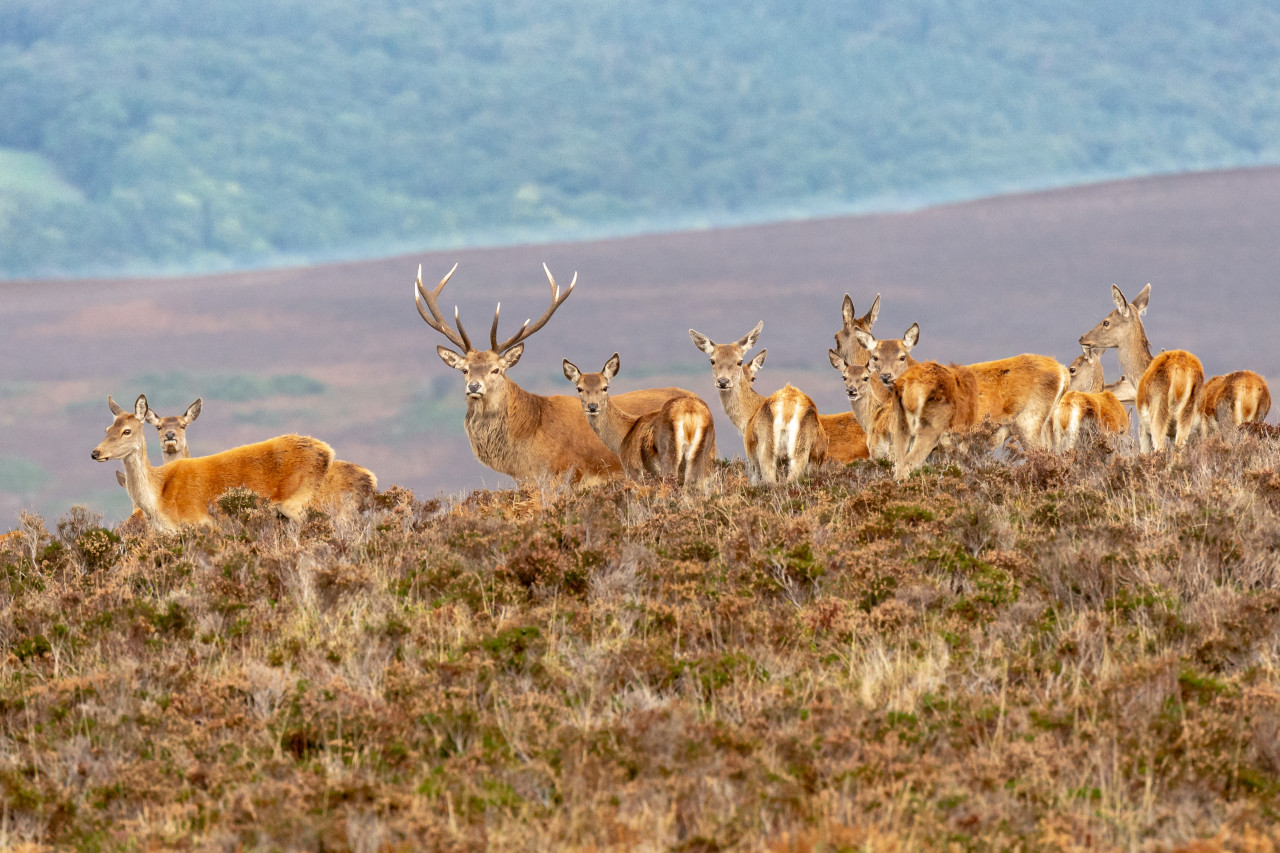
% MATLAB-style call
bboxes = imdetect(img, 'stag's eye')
[490,368,499,374]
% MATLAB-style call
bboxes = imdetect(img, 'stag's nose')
[716,378,730,389]
[586,402,599,414]
[91,449,101,460]
[466,381,482,394]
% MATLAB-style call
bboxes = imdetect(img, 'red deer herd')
[91,266,1271,532]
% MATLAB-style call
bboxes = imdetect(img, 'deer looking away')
[1052,345,1129,451]
[688,323,828,482]
[1078,283,1204,452]
[1199,371,1271,434]
[93,395,339,533]
[563,354,717,490]
[419,263,692,485]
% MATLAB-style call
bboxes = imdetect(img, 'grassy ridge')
[3,431,1280,849]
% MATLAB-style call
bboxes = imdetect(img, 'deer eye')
[490,367,499,374]
[736,360,743,366]
[602,386,608,393]
[1103,320,1110,327]
[1069,367,1077,374]
[122,428,131,435]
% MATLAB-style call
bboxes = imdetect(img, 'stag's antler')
[491,263,577,353]
[414,263,473,352]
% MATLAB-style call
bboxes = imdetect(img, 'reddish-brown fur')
[745,385,828,484]
[887,361,981,480]
[1200,371,1271,432]
[818,413,869,463]
[313,459,379,518]
[93,395,334,532]
[1052,390,1130,451]
[965,354,1071,450]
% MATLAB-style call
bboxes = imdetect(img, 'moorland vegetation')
[3,428,1280,849]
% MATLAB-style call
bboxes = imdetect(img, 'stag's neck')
[588,401,639,456]
[463,379,541,477]
[119,444,162,522]
[720,381,765,433]
[1116,326,1154,382]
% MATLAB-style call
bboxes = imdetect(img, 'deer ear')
[841,294,855,325]
[108,395,125,415]
[562,359,581,383]
[1111,284,1130,317]
[116,470,126,487]
[739,321,764,350]
[828,348,846,372]
[437,346,466,370]
[134,394,149,421]
[865,293,881,327]
[185,398,202,423]
[903,323,920,350]
[143,407,162,427]
[603,353,620,380]
[688,329,715,355]
[747,349,767,374]
[499,343,524,370]
[852,328,876,349]
[1132,283,1151,316]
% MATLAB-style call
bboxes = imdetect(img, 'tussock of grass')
[3,433,1280,849]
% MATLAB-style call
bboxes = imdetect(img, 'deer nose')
[466,381,482,394]
[879,372,893,386]
[91,449,101,460]
[716,378,730,389]
[846,388,857,398]
[585,402,599,413]
[165,431,177,441]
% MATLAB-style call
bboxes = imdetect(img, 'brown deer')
[1067,346,1106,393]
[112,396,200,492]
[690,322,866,464]
[828,350,893,460]
[1078,283,1204,452]
[419,263,691,485]
[832,293,881,367]
[745,385,828,485]
[93,395,337,533]
[886,361,981,480]
[1199,371,1271,433]
[852,323,920,386]
[1052,346,1130,451]
[563,354,717,490]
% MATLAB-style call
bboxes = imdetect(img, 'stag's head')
[1078,283,1150,351]
[144,398,201,457]
[562,353,620,421]
[832,293,880,368]
[854,322,919,386]
[689,322,766,392]
[92,395,150,462]
[418,263,576,410]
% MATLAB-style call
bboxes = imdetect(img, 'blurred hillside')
[3,1,1280,277]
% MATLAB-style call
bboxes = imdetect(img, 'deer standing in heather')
[1052,345,1129,451]
[419,263,692,485]
[689,323,829,483]
[1199,371,1271,434]
[93,395,338,532]
[563,354,717,490]
[1078,283,1203,452]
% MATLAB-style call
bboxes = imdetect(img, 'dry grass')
[4,432,1280,850]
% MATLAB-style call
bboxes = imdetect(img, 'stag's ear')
[1131,283,1151,316]
[853,328,876,350]
[562,359,581,383]
[689,329,715,354]
[184,398,202,423]
[1111,284,1130,317]
[903,323,920,350]
[603,353,620,381]
[828,348,846,372]
[143,406,162,427]
[437,346,466,370]
[134,394,149,421]
[841,294,855,326]
[738,321,764,351]
[108,395,125,415]
[498,343,524,370]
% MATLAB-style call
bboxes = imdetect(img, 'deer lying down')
[94,394,342,533]
[564,354,717,491]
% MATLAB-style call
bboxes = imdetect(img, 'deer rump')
[745,385,827,483]
[156,435,334,525]
[620,396,717,486]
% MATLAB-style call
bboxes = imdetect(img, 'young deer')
[93,395,337,533]
[419,263,691,485]
[690,322,866,464]
[853,323,920,386]
[828,351,893,460]
[1078,283,1203,452]
[1199,371,1271,433]
[1051,345,1130,451]
[563,354,717,490]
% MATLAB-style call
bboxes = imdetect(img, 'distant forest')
[3,0,1280,278]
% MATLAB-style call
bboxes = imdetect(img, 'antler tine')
[414,262,470,352]
[453,306,472,352]
[489,301,502,351]
[493,263,578,353]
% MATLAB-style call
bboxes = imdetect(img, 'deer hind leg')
[1172,395,1198,447]
[892,411,947,481]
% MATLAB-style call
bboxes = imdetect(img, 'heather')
[3,431,1280,850]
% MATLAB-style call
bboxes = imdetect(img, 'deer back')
[1201,370,1271,427]
[817,412,869,462]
